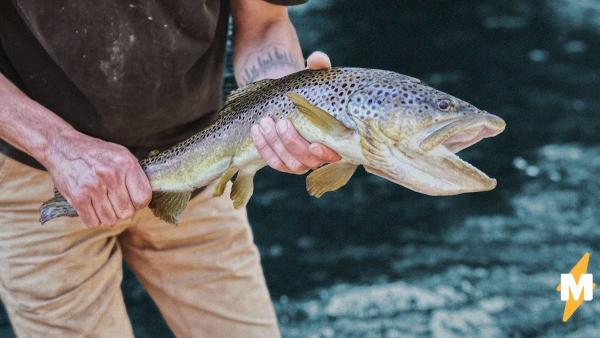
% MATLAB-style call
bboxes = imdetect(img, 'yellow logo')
[556,252,595,322]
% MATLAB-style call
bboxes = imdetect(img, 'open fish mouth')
[419,113,506,153]
[365,112,506,196]
[415,112,506,194]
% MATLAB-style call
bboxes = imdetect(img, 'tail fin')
[39,190,78,224]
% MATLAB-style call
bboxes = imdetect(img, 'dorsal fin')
[224,79,273,106]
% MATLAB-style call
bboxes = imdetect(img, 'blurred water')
[2,0,600,337]
[274,144,600,337]
[257,0,600,337]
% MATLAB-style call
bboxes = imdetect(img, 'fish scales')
[140,68,417,190]
[39,67,506,224]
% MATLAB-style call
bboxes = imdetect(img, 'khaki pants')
[0,153,279,338]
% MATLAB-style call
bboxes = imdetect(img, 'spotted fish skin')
[40,67,504,224]
[140,68,428,191]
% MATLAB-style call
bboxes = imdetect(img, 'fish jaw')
[361,113,505,195]
[365,142,497,196]
[419,113,505,152]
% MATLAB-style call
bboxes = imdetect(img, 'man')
[0,0,339,336]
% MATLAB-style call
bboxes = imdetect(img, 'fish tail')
[39,190,78,224]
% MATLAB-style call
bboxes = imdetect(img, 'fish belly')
[231,137,267,174]
[146,146,233,192]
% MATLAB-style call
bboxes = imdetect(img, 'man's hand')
[43,130,152,228]
[0,72,151,228]
[250,52,341,174]
[230,0,341,174]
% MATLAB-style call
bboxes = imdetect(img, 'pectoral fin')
[307,162,358,197]
[286,92,351,137]
[213,167,238,197]
[354,118,394,168]
[149,191,191,225]
[230,173,255,209]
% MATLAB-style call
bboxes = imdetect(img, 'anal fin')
[149,191,191,225]
[230,173,255,209]
[213,167,238,197]
[307,162,357,197]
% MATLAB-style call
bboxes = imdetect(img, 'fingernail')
[309,144,323,158]
[276,120,288,134]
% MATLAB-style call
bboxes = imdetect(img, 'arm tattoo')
[238,43,303,86]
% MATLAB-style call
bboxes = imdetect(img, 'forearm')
[232,5,304,86]
[0,73,78,167]
[0,73,151,227]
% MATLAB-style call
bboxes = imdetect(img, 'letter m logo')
[560,274,594,301]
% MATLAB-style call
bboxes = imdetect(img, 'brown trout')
[40,67,506,224]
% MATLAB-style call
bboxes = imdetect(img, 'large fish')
[40,67,506,224]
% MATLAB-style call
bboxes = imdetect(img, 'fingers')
[309,143,342,163]
[251,117,342,174]
[258,118,306,173]
[71,196,100,228]
[107,175,135,220]
[307,51,332,70]
[276,120,323,169]
[71,160,149,229]
[125,165,153,210]
[69,180,117,228]
[252,118,307,174]
[96,163,136,224]
[86,166,149,228]
[91,187,118,227]
[251,125,290,173]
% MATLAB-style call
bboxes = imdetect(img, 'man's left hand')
[250,52,341,174]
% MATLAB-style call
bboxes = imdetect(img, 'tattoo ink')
[239,43,303,85]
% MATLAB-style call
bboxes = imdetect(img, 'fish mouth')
[365,112,506,196]
[419,113,506,153]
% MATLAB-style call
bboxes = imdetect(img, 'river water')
[2,0,600,337]
[260,1,600,337]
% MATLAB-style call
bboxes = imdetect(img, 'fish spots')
[142,68,482,171]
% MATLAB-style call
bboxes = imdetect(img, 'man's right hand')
[42,130,152,228]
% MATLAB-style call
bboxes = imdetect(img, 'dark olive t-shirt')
[0,0,306,168]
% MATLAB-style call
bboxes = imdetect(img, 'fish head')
[349,75,506,195]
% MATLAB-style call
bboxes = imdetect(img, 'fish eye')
[437,99,452,111]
